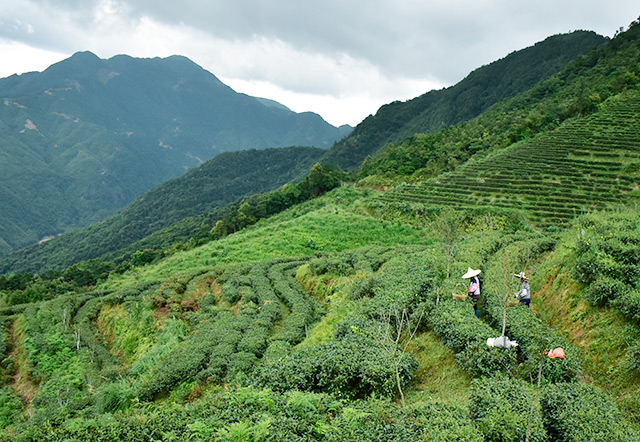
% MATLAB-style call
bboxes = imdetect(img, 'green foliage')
[0,146,330,275]
[0,387,22,429]
[373,90,640,229]
[427,297,518,377]
[541,383,638,441]
[481,236,583,382]
[356,25,639,184]
[572,211,640,322]
[11,386,484,442]
[258,315,418,399]
[5,25,640,437]
[470,376,547,442]
[323,30,605,170]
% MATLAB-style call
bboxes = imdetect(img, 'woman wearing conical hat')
[513,271,531,307]
[462,267,481,318]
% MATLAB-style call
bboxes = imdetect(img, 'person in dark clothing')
[462,267,482,317]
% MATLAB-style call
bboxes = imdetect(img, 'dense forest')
[0,52,349,256]
[1,19,640,442]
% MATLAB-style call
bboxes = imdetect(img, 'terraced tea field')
[378,92,640,227]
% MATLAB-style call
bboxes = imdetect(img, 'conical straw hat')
[462,267,481,279]
[513,271,529,280]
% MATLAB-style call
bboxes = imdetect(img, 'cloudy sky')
[0,1,638,126]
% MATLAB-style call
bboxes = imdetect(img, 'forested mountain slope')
[320,30,606,169]
[359,19,640,187]
[0,29,608,275]
[0,146,326,274]
[0,52,349,256]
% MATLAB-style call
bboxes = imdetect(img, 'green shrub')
[427,298,516,377]
[94,379,135,413]
[541,383,637,442]
[258,317,417,399]
[325,400,483,442]
[0,387,22,429]
[470,376,547,442]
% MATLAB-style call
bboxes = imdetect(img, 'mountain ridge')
[0,51,349,256]
[320,30,606,169]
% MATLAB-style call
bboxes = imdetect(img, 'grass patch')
[405,331,471,407]
[106,206,429,290]
[8,316,39,411]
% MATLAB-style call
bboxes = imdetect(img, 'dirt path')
[8,318,39,414]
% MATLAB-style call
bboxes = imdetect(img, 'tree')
[431,208,465,304]
[432,208,464,280]
[377,307,424,407]
[211,220,228,239]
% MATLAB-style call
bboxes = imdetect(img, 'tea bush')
[258,314,417,399]
[482,238,583,382]
[427,297,517,377]
[541,383,638,441]
[470,376,547,442]
[572,211,640,324]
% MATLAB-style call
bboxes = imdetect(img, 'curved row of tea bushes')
[137,258,321,400]
[13,386,483,442]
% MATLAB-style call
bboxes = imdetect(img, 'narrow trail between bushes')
[8,318,39,414]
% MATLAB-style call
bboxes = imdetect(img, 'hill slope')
[376,91,640,226]
[0,52,349,256]
[320,31,606,169]
[0,146,325,274]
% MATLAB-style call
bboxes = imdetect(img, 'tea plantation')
[378,91,640,227]
[2,192,640,440]
[2,18,640,442]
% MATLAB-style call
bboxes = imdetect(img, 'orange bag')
[546,348,566,359]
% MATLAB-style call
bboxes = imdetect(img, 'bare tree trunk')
[377,308,424,407]
[74,327,80,351]
[525,362,543,442]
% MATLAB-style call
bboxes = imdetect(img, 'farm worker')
[462,267,481,318]
[513,271,531,307]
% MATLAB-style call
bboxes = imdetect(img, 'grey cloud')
[3,0,640,87]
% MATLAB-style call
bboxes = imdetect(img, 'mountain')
[358,19,640,189]
[0,30,613,275]
[0,146,326,274]
[0,52,350,256]
[320,30,606,169]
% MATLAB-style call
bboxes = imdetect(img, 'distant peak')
[69,51,101,61]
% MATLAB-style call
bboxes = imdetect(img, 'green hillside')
[1,185,639,440]
[0,52,348,256]
[320,31,606,170]
[0,146,326,275]
[376,91,640,227]
[0,29,612,275]
[1,19,640,442]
